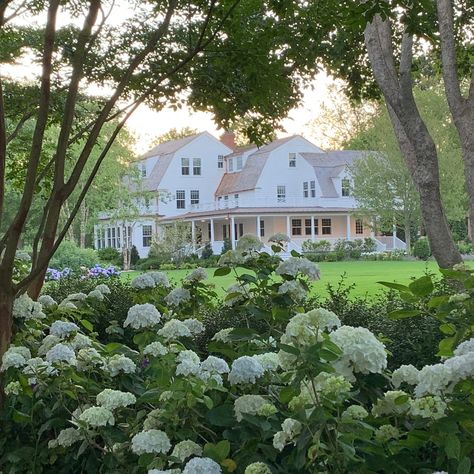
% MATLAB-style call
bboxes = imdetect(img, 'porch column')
[191,220,196,251]
[346,214,351,240]
[392,223,397,249]
[256,215,261,240]
[210,218,215,245]
[286,215,291,237]
[310,216,315,242]
[230,216,236,249]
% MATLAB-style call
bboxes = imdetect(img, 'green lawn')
[121,260,474,299]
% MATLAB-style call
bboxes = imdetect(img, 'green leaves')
[206,404,235,427]
[445,434,461,460]
[203,440,230,463]
[214,267,231,277]
[408,276,434,297]
[388,309,421,320]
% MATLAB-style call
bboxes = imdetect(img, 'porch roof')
[159,206,353,222]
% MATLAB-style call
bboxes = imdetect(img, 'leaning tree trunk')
[0,281,15,406]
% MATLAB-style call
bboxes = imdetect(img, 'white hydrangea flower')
[176,350,201,377]
[69,333,92,351]
[184,267,207,282]
[38,335,61,356]
[131,429,171,455]
[454,337,474,356]
[229,356,265,385]
[1,346,31,371]
[50,320,80,338]
[282,418,302,439]
[59,301,77,310]
[234,395,267,422]
[244,462,272,474]
[341,405,369,421]
[224,283,247,306]
[96,389,136,410]
[165,288,191,306]
[106,354,136,377]
[77,347,103,370]
[276,257,320,281]
[79,406,115,427]
[392,365,420,388]
[22,357,57,380]
[329,326,387,380]
[273,431,287,451]
[124,303,162,329]
[443,352,474,385]
[200,356,230,375]
[148,469,181,474]
[46,344,77,365]
[13,293,46,320]
[212,328,234,342]
[448,293,470,303]
[414,364,451,397]
[148,271,171,288]
[372,391,410,417]
[87,289,104,301]
[48,427,83,448]
[409,396,447,420]
[374,424,400,443]
[182,318,205,335]
[252,353,279,373]
[94,284,111,295]
[38,295,57,307]
[131,274,156,289]
[171,440,203,462]
[182,457,222,474]
[278,280,307,301]
[64,292,88,302]
[158,320,192,340]
[5,381,22,395]
[143,341,169,357]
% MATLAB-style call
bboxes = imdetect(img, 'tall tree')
[151,127,198,147]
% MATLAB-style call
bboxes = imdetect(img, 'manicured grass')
[121,260,474,299]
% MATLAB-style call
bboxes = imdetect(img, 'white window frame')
[289,153,296,168]
[310,180,316,197]
[142,225,152,247]
[217,155,224,168]
[228,158,234,172]
[277,185,286,202]
[190,190,200,205]
[193,158,201,175]
[181,158,190,175]
[176,190,186,209]
[342,178,351,197]
[236,155,243,170]
[303,181,308,198]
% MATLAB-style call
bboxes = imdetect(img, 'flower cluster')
[87,264,120,278]
[228,356,265,385]
[131,429,171,455]
[45,267,71,281]
[273,418,302,451]
[165,288,191,306]
[124,303,162,329]
[13,294,46,320]
[275,257,320,281]
[96,389,136,410]
[184,267,208,282]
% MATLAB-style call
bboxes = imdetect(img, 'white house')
[95,132,406,257]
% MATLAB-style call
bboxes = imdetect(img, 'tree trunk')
[404,212,412,254]
[79,203,88,248]
[460,134,474,245]
[0,285,14,406]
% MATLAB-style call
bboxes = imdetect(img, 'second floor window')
[234,193,239,205]
[193,158,201,175]
[342,178,351,197]
[181,158,189,175]
[218,155,224,168]
[142,225,152,247]
[140,163,147,177]
[228,158,234,172]
[310,180,316,197]
[224,195,229,207]
[303,181,308,198]
[176,190,186,209]
[289,153,296,168]
[190,190,200,205]
[236,155,243,170]
[277,185,286,202]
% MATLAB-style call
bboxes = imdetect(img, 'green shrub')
[362,237,377,253]
[268,232,290,244]
[200,242,213,259]
[456,240,472,254]
[221,238,232,254]
[236,234,263,253]
[302,239,331,253]
[413,237,431,259]
[135,257,163,270]
[130,245,140,265]
[160,263,175,270]
[50,240,97,271]
[97,247,120,262]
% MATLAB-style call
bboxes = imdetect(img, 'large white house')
[95,132,406,257]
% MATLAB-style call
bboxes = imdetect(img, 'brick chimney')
[220,130,236,150]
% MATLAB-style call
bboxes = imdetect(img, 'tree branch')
[0,80,6,228]
[6,109,36,144]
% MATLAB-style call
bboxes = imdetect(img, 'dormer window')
[236,155,243,170]
[289,153,296,168]
[140,163,147,178]
[341,178,351,197]
[228,158,234,172]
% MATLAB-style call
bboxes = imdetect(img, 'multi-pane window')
[106,228,111,247]
[193,158,201,175]
[310,180,316,197]
[236,155,243,170]
[303,181,309,198]
[292,219,302,236]
[116,226,121,248]
[277,185,286,202]
[218,155,224,168]
[234,223,244,238]
[181,158,190,175]
[208,223,212,239]
[176,190,186,209]
[190,190,200,205]
[141,163,147,177]
[356,218,364,234]
[228,158,234,172]
[234,193,239,206]
[142,225,152,247]
[305,218,318,235]
[260,219,265,237]
[341,178,351,197]
[322,218,332,235]
[224,195,229,208]
[223,224,228,239]
[289,153,296,168]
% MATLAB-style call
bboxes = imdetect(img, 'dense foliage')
[1,252,473,473]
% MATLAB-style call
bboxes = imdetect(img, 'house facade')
[95,132,406,257]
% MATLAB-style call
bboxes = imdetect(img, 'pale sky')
[127,74,335,154]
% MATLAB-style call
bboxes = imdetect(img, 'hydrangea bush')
[1,251,473,473]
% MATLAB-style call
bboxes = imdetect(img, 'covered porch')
[158,207,404,255]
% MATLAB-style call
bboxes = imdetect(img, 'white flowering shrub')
[1,254,473,473]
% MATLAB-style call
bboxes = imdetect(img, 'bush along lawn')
[1,249,474,473]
